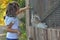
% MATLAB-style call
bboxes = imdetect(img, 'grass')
[0,34,6,40]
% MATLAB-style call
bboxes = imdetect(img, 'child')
[5,1,29,40]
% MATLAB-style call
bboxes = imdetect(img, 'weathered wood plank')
[56,29,60,40]
[31,27,36,40]
[38,28,44,40]
[47,29,52,40]
[51,29,57,40]
[35,27,39,40]
[43,29,48,40]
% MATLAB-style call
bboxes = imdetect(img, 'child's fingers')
[17,31,21,36]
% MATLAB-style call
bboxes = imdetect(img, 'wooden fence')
[29,27,60,40]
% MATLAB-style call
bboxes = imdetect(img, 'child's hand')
[26,5,30,9]
[27,6,30,9]
[16,5,30,14]
[25,5,30,9]
[14,30,21,35]
[17,31,21,35]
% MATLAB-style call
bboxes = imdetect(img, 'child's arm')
[19,6,30,12]
[6,22,20,33]
[16,6,30,15]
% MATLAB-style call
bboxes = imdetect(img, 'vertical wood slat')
[43,29,48,40]
[31,27,36,40]
[59,30,60,40]
[51,29,57,40]
[47,29,52,40]
[56,29,59,40]
[39,28,43,40]
[57,29,60,40]
[39,28,45,40]
[35,27,39,40]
